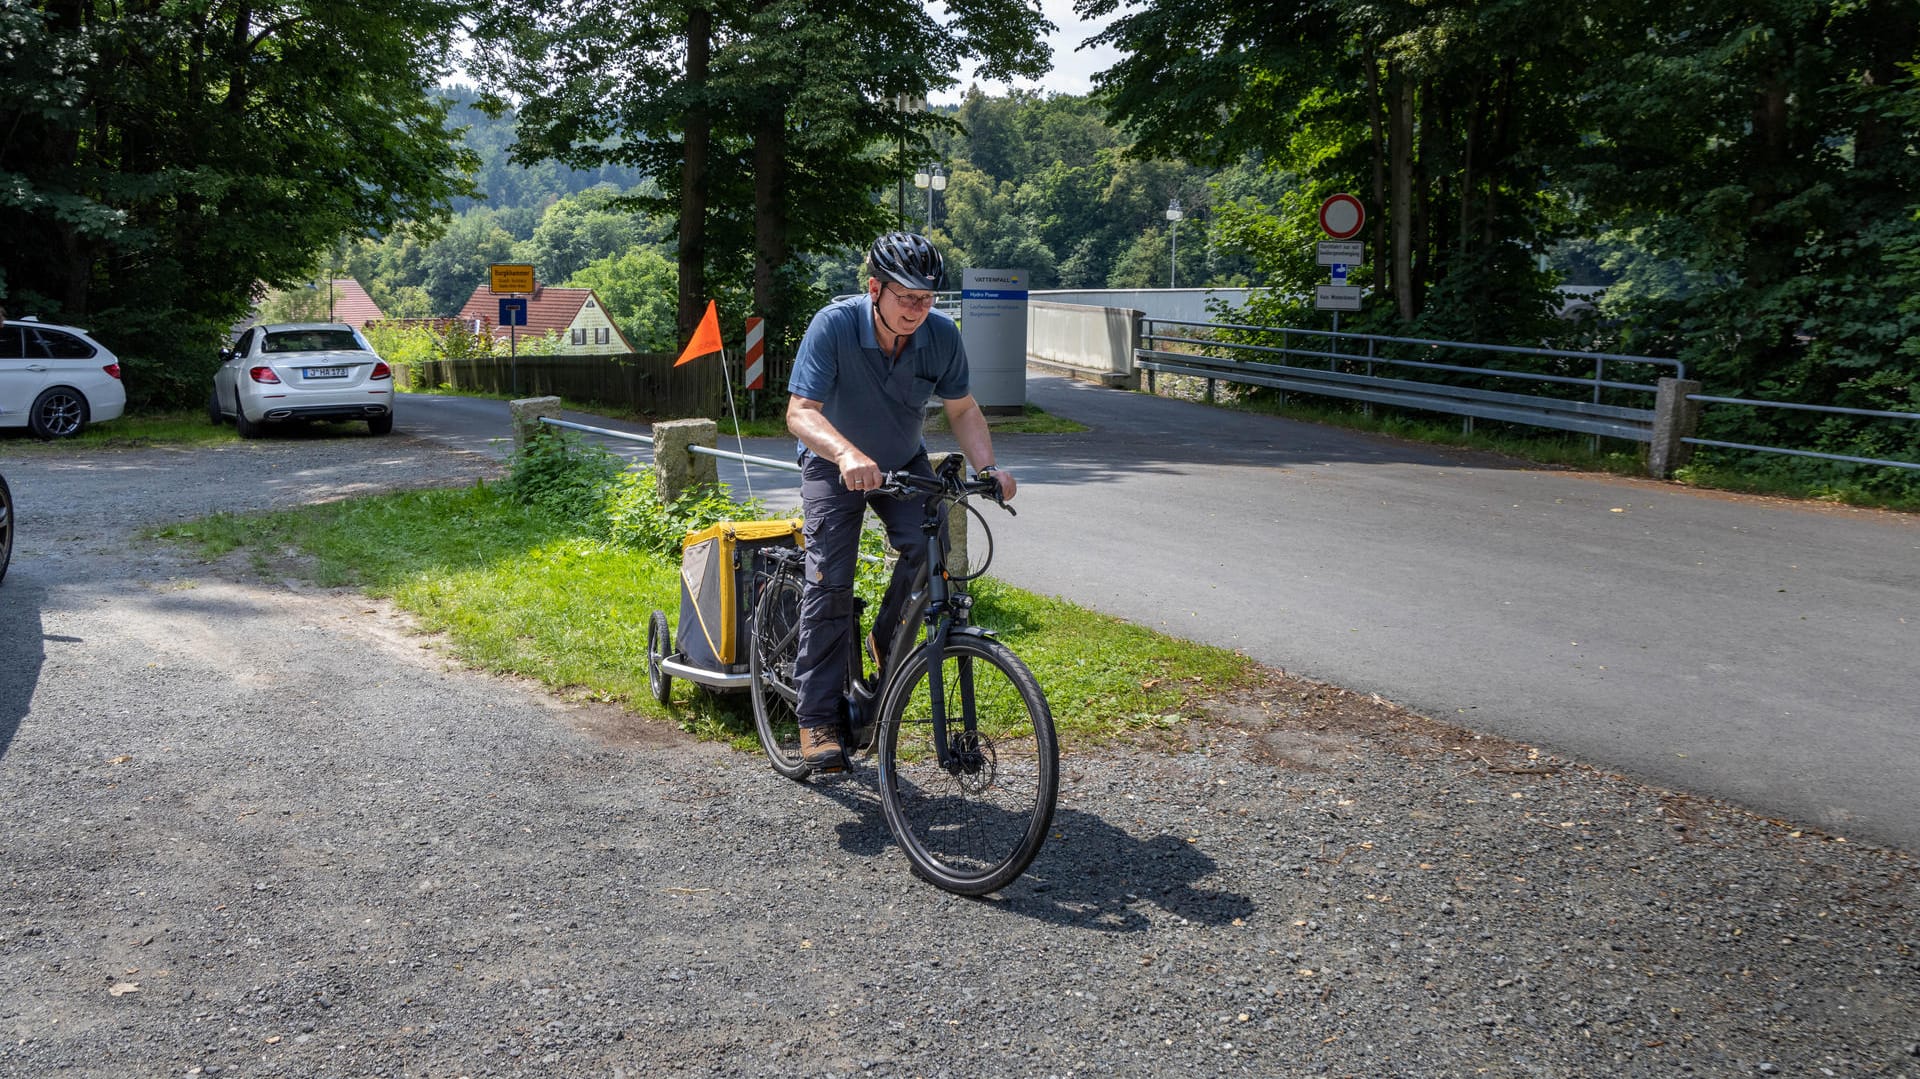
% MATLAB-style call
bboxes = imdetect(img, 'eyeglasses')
[884,286,937,312]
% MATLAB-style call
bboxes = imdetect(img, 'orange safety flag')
[675,300,724,366]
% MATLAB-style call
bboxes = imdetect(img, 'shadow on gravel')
[0,573,48,760]
[987,806,1256,931]
[809,777,1254,931]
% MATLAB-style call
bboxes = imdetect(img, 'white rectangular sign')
[960,268,1029,410]
[1316,241,1364,267]
[1314,285,1363,311]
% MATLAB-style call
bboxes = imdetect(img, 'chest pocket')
[883,359,937,409]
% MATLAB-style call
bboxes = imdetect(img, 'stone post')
[509,396,564,453]
[1648,378,1703,479]
[652,418,719,503]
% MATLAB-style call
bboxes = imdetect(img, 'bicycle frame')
[849,456,998,773]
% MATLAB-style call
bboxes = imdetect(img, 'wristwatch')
[975,464,999,478]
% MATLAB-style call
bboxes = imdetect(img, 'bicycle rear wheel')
[876,633,1057,896]
[749,568,812,781]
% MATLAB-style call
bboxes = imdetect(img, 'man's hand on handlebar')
[976,466,1016,504]
[837,449,882,492]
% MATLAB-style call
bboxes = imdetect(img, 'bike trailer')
[677,519,804,674]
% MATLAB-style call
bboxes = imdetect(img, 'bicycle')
[746,453,1058,896]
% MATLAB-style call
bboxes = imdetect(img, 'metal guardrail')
[540,416,804,475]
[1136,320,1682,443]
[1682,396,1920,472]
[1134,319,1920,475]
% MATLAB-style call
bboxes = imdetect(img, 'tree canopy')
[1085,0,1920,474]
[0,1,478,407]
[464,0,1054,348]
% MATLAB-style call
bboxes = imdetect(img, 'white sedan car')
[0,318,128,438]
[210,322,394,437]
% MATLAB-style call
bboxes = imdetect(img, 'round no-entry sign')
[1319,193,1365,239]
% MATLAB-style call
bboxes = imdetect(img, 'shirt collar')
[859,292,921,357]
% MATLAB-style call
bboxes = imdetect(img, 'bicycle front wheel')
[876,633,1058,896]
[749,568,813,781]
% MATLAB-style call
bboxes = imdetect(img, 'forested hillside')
[334,87,1272,355]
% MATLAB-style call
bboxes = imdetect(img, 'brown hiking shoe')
[799,725,845,771]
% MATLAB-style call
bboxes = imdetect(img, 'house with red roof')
[455,285,634,355]
[326,279,386,328]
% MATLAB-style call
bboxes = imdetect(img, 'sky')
[930,0,1124,105]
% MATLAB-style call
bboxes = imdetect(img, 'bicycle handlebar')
[875,468,1016,515]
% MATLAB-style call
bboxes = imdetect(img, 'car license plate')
[303,366,349,379]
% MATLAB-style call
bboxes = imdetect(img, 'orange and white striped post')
[743,317,766,390]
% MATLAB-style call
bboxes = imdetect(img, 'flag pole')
[718,346,754,503]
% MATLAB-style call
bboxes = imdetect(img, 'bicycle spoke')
[879,636,1057,895]
[751,570,811,781]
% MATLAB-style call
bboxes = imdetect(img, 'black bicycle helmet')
[868,231,946,292]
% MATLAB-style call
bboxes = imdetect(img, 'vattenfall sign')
[960,268,1028,411]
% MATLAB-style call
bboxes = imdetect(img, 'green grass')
[0,410,236,450]
[928,403,1089,435]
[152,480,1258,751]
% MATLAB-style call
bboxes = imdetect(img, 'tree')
[528,185,669,284]
[467,0,1053,352]
[1081,0,1581,339]
[0,2,477,408]
[1566,0,1920,434]
[566,247,681,351]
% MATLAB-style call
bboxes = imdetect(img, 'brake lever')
[977,481,1017,516]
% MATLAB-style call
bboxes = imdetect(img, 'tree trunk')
[1488,57,1517,248]
[752,107,788,340]
[1851,0,1919,175]
[1389,66,1414,320]
[1364,41,1388,296]
[677,8,712,340]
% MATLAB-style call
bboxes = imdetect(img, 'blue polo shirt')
[788,294,970,470]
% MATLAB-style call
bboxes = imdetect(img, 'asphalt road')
[398,381,1920,853]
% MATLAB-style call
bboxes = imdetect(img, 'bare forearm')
[945,398,995,469]
[786,397,857,463]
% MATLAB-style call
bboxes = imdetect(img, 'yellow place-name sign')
[490,263,535,294]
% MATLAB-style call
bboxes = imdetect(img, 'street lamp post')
[1165,197,1183,288]
[914,163,946,229]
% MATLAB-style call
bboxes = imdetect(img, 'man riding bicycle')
[784,232,1017,772]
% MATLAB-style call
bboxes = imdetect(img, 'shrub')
[603,471,766,555]
[502,430,624,522]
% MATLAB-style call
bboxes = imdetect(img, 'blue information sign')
[498,297,528,327]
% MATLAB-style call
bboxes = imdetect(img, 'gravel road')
[1,433,1915,1078]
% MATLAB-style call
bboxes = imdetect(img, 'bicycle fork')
[921,570,987,777]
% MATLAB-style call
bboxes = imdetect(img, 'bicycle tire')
[749,567,813,781]
[876,633,1058,895]
[646,609,672,707]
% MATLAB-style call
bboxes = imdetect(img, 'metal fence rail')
[540,416,804,474]
[1683,395,1920,472]
[1136,319,1683,444]
[1132,317,1920,477]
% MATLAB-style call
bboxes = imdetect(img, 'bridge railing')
[1131,318,1919,477]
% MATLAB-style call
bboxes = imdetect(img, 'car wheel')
[368,411,394,436]
[0,473,13,586]
[28,387,87,439]
[233,390,265,440]
[206,388,225,425]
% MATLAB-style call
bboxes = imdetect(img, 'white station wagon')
[210,322,394,437]
[0,318,128,438]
